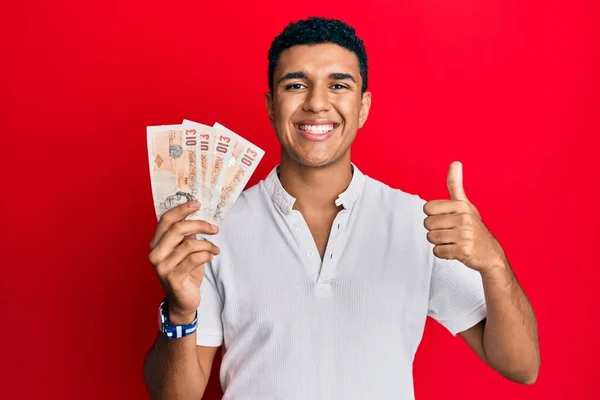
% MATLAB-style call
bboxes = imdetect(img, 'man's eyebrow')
[329,72,357,83]
[278,71,307,84]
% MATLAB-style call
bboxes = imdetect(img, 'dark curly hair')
[268,17,368,94]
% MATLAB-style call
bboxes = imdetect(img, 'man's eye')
[331,84,348,90]
[286,83,306,90]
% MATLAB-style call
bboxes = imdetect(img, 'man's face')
[266,43,371,168]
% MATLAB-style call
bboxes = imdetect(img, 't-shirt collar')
[264,163,366,214]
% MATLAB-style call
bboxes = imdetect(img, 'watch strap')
[159,298,198,340]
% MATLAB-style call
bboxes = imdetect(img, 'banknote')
[147,125,201,220]
[147,119,265,230]
[210,122,265,224]
[182,119,217,220]
[205,124,237,223]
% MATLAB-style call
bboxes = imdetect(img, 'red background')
[1,0,598,398]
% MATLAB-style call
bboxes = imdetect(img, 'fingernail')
[189,201,199,209]
[211,224,218,231]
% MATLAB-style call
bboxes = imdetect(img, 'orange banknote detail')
[147,125,201,220]
[210,123,265,224]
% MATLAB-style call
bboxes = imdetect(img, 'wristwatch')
[158,298,198,340]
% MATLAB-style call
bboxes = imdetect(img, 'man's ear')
[265,92,275,127]
[358,91,372,129]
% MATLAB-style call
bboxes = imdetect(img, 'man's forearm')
[480,259,540,384]
[144,332,207,399]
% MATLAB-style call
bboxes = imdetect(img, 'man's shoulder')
[361,174,430,242]
[363,174,427,213]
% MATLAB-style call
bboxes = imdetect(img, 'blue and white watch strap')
[159,298,198,340]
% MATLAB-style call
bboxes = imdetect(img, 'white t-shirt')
[196,163,487,400]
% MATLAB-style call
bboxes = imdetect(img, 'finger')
[433,243,473,261]
[424,214,469,231]
[447,161,469,202]
[149,222,218,266]
[423,199,470,216]
[426,228,460,245]
[150,201,201,250]
[176,252,213,277]
[159,220,219,250]
[433,244,459,260]
[155,239,219,275]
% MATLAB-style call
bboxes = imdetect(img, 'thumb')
[447,161,469,201]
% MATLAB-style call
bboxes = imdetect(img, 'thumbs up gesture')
[423,161,506,273]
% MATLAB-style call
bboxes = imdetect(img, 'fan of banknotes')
[147,119,265,227]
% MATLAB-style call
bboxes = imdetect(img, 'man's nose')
[303,85,331,114]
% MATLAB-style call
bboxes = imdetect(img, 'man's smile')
[294,120,341,141]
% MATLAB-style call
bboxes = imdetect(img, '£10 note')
[147,125,201,220]
[209,122,265,225]
[182,119,217,221]
[206,124,236,221]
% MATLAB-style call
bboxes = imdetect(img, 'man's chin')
[287,152,348,169]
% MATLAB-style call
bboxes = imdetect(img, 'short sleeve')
[195,260,224,347]
[427,256,487,336]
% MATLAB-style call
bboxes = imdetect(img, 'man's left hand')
[423,161,506,273]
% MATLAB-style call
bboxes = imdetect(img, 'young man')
[144,17,540,399]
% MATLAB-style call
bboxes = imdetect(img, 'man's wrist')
[158,299,199,340]
[168,310,197,326]
[480,258,514,291]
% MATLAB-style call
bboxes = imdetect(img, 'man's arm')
[459,260,540,384]
[144,327,218,399]
[144,201,222,399]
[424,161,540,384]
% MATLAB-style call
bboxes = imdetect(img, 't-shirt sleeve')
[195,260,224,347]
[427,255,487,336]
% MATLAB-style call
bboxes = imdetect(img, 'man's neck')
[278,154,353,215]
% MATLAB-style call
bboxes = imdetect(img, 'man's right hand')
[148,200,220,325]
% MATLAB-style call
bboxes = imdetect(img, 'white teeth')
[297,124,335,134]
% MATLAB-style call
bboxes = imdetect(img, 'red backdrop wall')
[1,0,598,398]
